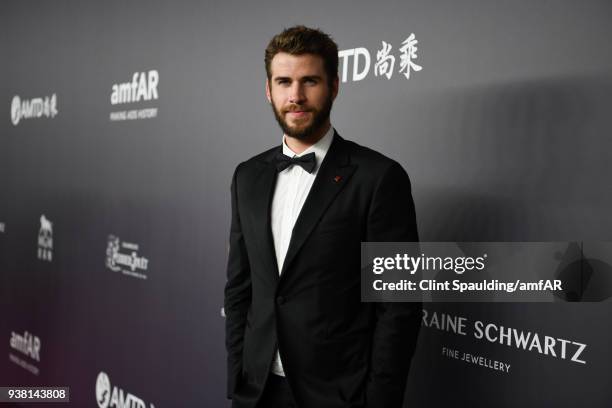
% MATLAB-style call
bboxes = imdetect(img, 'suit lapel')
[250,149,281,282]
[279,132,357,279]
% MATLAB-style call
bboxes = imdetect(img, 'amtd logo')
[96,371,154,408]
[338,34,422,83]
[11,94,58,126]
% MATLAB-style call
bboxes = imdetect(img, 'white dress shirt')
[270,125,335,377]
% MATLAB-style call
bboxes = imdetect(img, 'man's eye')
[278,80,289,85]
[305,79,317,85]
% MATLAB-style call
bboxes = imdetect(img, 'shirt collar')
[281,125,335,173]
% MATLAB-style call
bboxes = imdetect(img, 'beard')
[270,92,333,140]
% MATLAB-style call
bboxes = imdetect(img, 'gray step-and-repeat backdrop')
[1,0,611,407]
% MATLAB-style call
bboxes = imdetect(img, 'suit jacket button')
[276,296,286,305]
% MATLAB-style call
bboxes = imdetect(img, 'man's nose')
[288,83,306,104]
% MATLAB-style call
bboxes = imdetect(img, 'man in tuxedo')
[225,25,421,408]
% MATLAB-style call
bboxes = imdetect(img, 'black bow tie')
[274,152,317,173]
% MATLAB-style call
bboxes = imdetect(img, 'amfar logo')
[109,70,159,121]
[110,71,159,105]
[11,94,58,126]
[96,371,155,408]
[37,215,53,262]
[339,33,422,83]
[9,331,41,362]
[106,234,150,279]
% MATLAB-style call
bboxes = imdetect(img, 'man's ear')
[265,78,272,103]
[331,76,339,101]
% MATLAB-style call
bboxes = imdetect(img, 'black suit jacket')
[225,131,421,408]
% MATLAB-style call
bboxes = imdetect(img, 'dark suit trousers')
[255,374,297,408]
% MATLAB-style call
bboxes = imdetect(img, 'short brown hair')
[265,25,339,87]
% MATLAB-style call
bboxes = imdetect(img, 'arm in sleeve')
[224,166,252,399]
[365,161,422,408]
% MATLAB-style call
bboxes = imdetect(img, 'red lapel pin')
[334,175,342,183]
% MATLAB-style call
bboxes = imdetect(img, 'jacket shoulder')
[342,138,403,176]
[233,145,278,175]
